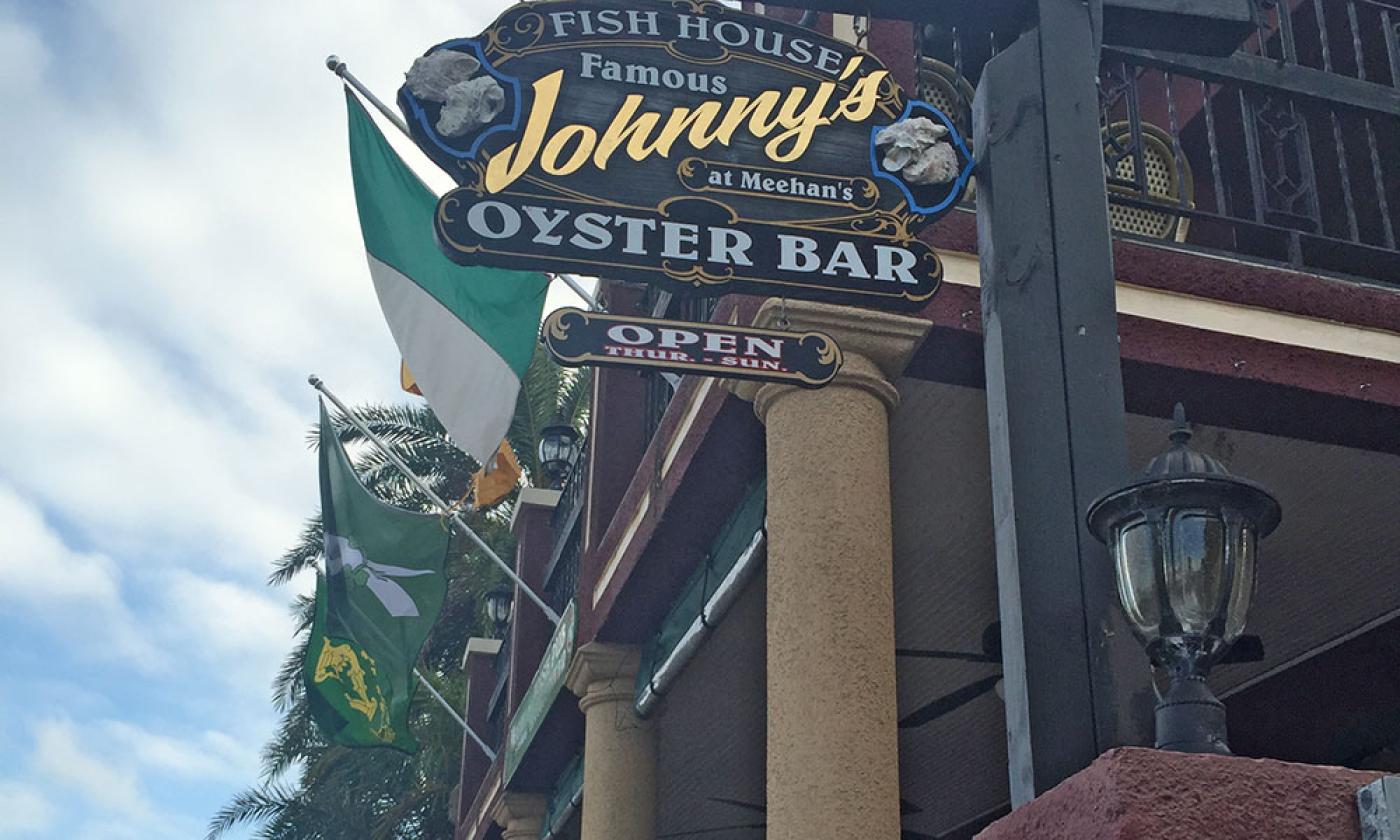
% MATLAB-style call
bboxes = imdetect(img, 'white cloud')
[103,721,257,782]
[32,719,152,820]
[0,782,54,836]
[1,0,520,836]
[156,570,298,695]
[0,15,48,95]
[0,482,164,670]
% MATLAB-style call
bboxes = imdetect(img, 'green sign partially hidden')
[504,601,577,785]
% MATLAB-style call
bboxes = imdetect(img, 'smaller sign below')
[542,307,842,389]
[504,600,576,785]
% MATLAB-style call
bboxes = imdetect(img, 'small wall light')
[484,584,514,639]
[537,421,582,490]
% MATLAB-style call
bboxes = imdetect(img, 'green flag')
[346,89,549,462]
[303,401,450,753]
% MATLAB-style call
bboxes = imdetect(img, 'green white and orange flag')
[345,89,549,460]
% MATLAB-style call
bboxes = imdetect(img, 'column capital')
[725,299,930,419]
[565,642,642,713]
[492,793,547,840]
[755,298,931,379]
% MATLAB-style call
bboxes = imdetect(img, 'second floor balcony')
[905,0,1400,286]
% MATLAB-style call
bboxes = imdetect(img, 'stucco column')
[731,299,929,840]
[565,642,656,840]
[491,793,546,840]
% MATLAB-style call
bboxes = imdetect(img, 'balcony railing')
[543,443,588,616]
[917,0,1400,285]
[486,626,511,748]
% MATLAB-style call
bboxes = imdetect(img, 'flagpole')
[325,55,409,136]
[326,55,607,316]
[414,668,497,761]
[309,375,563,626]
[552,273,603,311]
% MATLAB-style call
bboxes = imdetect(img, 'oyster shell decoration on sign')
[405,50,505,139]
[875,117,961,186]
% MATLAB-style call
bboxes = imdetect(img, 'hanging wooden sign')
[399,0,973,311]
[542,307,843,388]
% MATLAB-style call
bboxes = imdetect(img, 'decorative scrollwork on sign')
[875,73,903,120]
[663,262,736,286]
[484,11,547,60]
[849,214,903,239]
[547,311,577,342]
[667,0,722,14]
[848,206,917,242]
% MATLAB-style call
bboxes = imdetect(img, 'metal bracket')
[1359,777,1400,840]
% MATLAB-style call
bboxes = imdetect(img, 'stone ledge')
[976,747,1384,840]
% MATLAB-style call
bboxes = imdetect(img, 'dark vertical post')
[974,0,1153,806]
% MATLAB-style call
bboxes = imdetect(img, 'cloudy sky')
[0,2,579,836]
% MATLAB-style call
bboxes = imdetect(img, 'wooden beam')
[1105,46,1400,117]
[755,0,1253,55]
[975,0,1154,806]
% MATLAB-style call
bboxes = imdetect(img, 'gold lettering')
[483,63,892,188]
[833,70,889,123]
[593,95,663,166]
[632,105,713,160]
[764,81,837,162]
[541,124,597,175]
[713,90,784,146]
[679,101,726,147]
[485,70,564,193]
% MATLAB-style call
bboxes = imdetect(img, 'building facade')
[454,4,1400,839]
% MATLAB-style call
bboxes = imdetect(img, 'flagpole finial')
[325,55,346,76]
[308,374,323,389]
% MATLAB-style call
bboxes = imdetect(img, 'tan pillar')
[732,300,929,840]
[565,642,656,840]
[491,793,546,840]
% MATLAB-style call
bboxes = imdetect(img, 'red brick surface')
[976,747,1384,840]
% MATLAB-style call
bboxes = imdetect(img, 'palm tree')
[209,350,589,839]
[508,345,592,487]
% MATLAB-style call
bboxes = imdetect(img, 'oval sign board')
[399,0,973,311]
[542,307,843,388]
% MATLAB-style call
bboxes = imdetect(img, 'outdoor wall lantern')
[485,584,514,639]
[537,421,582,490]
[1087,404,1281,755]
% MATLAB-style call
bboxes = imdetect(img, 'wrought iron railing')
[544,525,583,617]
[544,443,588,615]
[550,442,588,533]
[916,0,1400,285]
[641,367,673,446]
[486,626,511,747]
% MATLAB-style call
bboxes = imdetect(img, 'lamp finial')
[1169,402,1192,446]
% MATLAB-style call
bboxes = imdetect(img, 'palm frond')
[261,695,320,782]
[371,781,449,840]
[270,629,311,714]
[269,516,324,586]
[558,367,593,431]
[205,783,300,839]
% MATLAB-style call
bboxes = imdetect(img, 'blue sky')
[0,1,574,836]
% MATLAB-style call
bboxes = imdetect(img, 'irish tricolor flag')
[345,90,548,461]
